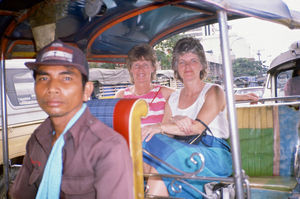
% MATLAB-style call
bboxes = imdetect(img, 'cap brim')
[25,61,88,77]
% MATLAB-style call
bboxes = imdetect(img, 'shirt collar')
[64,108,95,149]
[35,107,94,152]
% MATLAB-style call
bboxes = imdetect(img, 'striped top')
[123,85,166,127]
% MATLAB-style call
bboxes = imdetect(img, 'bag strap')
[149,86,162,105]
[192,118,231,152]
[195,118,213,136]
[188,118,213,145]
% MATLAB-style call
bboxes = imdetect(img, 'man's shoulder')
[24,118,52,154]
[29,118,51,139]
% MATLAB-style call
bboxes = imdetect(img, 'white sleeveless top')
[168,83,229,139]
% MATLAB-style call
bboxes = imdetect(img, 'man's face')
[34,65,89,121]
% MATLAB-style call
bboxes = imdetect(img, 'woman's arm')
[142,86,224,140]
[142,102,186,142]
[172,85,225,135]
[160,86,175,101]
[142,85,226,141]
[235,93,259,103]
[189,85,225,134]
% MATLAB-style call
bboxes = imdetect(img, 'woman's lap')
[143,134,232,198]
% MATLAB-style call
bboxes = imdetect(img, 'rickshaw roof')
[0,0,300,63]
[268,41,300,74]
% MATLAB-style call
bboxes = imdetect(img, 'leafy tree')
[154,34,184,69]
[232,58,267,77]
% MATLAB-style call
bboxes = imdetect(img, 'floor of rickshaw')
[249,176,298,199]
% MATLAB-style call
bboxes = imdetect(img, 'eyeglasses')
[178,58,200,67]
[131,63,152,70]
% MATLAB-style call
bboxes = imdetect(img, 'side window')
[281,69,300,97]
[6,69,37,107]
[276,70,292,97]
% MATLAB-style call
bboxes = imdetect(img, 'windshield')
[276,69,297,97]
[281,69,300,96]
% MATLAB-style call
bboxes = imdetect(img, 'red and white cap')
[25,40,89,78]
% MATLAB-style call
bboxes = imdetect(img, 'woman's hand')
[172,115,193,135]
[142,123,161,142]
[235,93,259,104]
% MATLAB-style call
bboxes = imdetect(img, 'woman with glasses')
[142,37,232,198]
[115,44,174,128]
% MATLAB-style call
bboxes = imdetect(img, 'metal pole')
[217,10,245,199]
[1,52,10,199]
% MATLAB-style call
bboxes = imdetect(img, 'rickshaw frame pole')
[217,10,245,199]
[1,52,10,199]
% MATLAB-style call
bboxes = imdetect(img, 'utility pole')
[257,50,261,62]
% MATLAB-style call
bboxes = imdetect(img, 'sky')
[229,18,300,65]
[227,0,300,65]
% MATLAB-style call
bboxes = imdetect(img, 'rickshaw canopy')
[0,0,300,63]
[268,41,300,74]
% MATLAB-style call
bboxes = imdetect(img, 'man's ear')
[83,81,94,102]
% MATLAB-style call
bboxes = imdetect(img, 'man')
[10,40,133,199]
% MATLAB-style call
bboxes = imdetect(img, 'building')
[184,24,253,84]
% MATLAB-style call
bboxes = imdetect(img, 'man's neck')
[51,117,69,145]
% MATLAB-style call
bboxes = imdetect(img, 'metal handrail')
[235,95,300,104]
[143,148,250,199]
[258,96,300,103]
[143,149,205,177]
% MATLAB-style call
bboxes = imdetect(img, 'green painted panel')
[239,128,274,176]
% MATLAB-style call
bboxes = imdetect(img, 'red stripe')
[148,101,165,111]
[142,114,163,124]
[46,46,73,54]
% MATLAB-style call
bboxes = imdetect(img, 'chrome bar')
[236,96,300,104]
[143,149,205,176]
[244,178,251,199]
[1,53,10,199]
[217,10,244,199]
[259,96,300,103]
[173,179,209,198]
[144,173,235,183]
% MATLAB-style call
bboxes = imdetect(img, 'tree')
[154,34,184,69]
[232,58,267,77]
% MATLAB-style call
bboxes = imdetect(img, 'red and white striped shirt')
[123,85,166,127]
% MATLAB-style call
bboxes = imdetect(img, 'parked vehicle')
[263,41,300,101]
